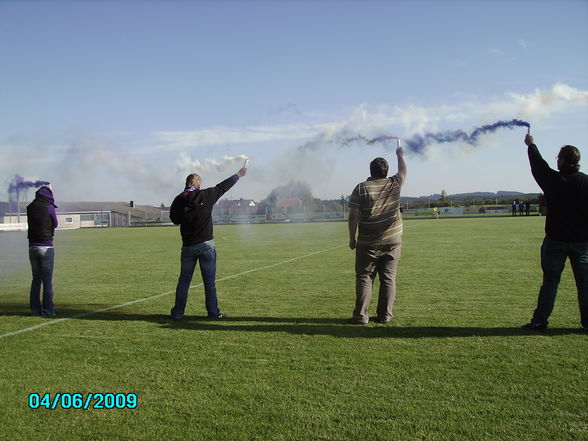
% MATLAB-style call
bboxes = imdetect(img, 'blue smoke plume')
[403,119,530,154]
[303,119,530,155]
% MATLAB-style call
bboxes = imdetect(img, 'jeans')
[353,243,401,324]
[29,246,55,315]
[171,240,220,318]
[532,237,588,327]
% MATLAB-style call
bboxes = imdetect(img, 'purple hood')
[35,186,57,207]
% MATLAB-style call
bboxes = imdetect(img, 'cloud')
[2,83,586,202]
[175,153,248,174]
[285,83,588,158]
[499,83,588,118]
[153,83,588,158]
[149,123,324,153]
[141,83,588,157]
[270,103,304,117]
[392,83,588,132]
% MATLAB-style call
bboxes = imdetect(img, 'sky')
[1,0,587,206]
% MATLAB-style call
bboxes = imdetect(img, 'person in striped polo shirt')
[347,147,407,324]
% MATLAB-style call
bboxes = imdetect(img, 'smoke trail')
[403,119,530,154]
[331,119,530,155]
[341,135,399,147]
[175,153,249,173]
[8,174,50,192]
[299,130,400,152]
[304,119,530,155]
[7,174,51,212]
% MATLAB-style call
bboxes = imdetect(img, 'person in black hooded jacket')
[523,134,588,331]
[170,166,247,320]
[26,185,58,317]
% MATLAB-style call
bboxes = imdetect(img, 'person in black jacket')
[26,185,59,317]
[523,134,588,330]
[170,166,247,320]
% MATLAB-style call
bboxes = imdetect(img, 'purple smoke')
[403,119,530,154]
[341,135,399,146]
[8,174,51,213]
[8,174,50,192]
[298,129,401,152]
[299,118,530,157]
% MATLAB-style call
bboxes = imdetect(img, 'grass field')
[0,217,586,441]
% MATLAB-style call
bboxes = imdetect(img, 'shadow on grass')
[161,318,586,339]
[1,303,585,338]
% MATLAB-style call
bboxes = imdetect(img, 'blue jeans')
[171,240,220,318]
[532,237,588,327]
[29,246,55,315]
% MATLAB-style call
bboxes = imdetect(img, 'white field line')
[0,244,346,340]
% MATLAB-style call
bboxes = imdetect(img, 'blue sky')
[1,0,587,205]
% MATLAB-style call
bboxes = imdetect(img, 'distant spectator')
[26,186,58,317]
[522,134,588,331]
[525,200,531,216]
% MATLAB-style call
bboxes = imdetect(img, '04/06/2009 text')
[28,393,137,410]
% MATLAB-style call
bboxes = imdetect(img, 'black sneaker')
[207,313,225,320]
[347,318,368,325]
[522,322,548,330]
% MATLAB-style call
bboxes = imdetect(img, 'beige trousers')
[353,243,401,324]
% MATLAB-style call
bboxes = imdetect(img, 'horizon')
[0,187,541,209]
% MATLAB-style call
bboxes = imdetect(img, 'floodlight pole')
[17,187,20,223]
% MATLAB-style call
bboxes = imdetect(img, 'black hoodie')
[528,143,588,242]
[170,174,239,246]
[27,186,58,246]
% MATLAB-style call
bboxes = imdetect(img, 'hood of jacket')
[35,186,57,207]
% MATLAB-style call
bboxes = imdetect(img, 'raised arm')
[396,147,407,180]
[524,134,554,191]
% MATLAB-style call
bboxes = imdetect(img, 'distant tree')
[323,200,343,212]
[437,190,449,207]
[262,180,315,212]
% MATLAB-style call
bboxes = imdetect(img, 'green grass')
[0,218,586,441]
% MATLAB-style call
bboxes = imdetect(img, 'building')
[213,198,263,224]
[275,197,302,209]
[1,201,170,231]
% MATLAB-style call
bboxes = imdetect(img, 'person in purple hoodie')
[26,185,58,317]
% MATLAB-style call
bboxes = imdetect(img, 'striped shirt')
[348,174,404,246]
